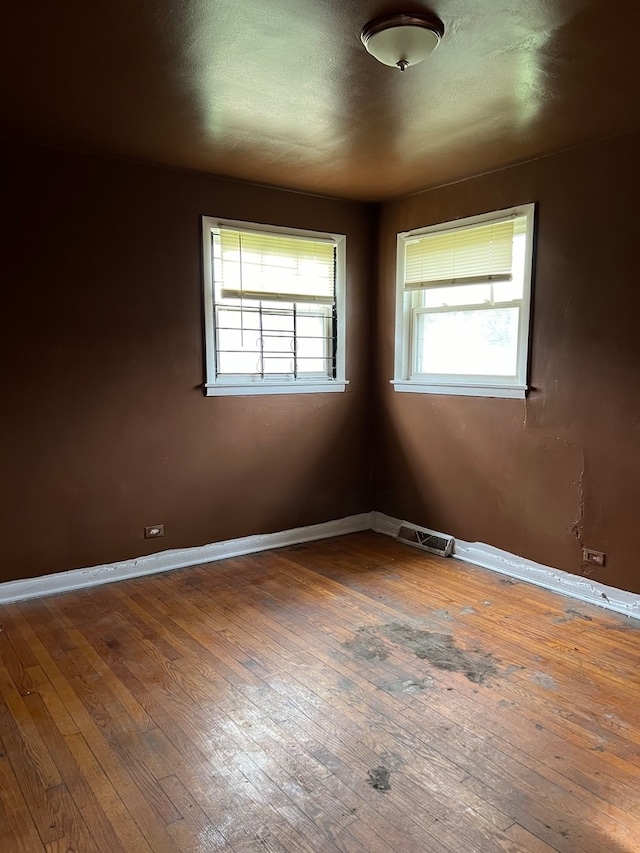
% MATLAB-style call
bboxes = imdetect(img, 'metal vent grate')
[397,523,454,557]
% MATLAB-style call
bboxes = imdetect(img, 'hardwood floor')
[0,531,638,852]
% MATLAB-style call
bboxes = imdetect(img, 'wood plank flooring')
[0,531,638,852]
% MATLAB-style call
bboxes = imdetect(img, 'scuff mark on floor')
[552,606,594,625]
[531,671,558,691]
[432,608,453,621]
[460,606,476,616]
[565,607,593,622]
[379,676,434,694]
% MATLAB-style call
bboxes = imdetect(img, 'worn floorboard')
[0,532,638,852]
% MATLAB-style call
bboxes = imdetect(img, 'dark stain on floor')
[380,622,498,684]
[367,766,391,792]
[344,622,501,684]
[343,626,389,661]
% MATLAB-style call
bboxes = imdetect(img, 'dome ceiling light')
[360,12,445,72]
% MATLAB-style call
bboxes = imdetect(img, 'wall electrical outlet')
[144,524,165,539]
[582,547,605,566]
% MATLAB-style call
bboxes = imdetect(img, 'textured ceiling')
[1,0,638,200]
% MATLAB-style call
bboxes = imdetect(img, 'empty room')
[1,1,639,851]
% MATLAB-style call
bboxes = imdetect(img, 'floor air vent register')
[397,522,455,557]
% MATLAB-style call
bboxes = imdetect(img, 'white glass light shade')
[361,14,444,71]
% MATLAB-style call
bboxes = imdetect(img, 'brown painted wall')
[4,132,640,595]
[0,141,373,583]
[375,131,640,594]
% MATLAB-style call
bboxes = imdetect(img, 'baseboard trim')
[370,511,402,538]
[3,510,639,620]
[373,513,640,621]
[453,537,640,621]
[0,513,373,605]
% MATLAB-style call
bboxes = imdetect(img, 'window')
[393,204,536,399]
[202,218,346,396]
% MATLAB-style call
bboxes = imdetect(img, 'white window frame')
[392,203,536,399]
[202,217,347,396]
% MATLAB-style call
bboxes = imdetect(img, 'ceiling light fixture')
[360,12,444,72]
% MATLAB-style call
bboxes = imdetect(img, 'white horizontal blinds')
[513,213,528,236]
[218,228,336,304]
[404,218,515,290]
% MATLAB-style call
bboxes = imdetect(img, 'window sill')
[204,380,348,397]
[391,380,527,399]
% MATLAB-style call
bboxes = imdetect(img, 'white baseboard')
[0,513,372,605]
[453,537,640,621]
[370,511,402,538]
[2,510,639,621]
[373,512,640,621]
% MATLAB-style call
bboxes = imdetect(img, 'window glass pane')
[262,334,293,354]
[297,314,329,374]
[216,306,261,331]
[215,304,332,378]
[296,315,325,339]
[298,342,327,370]
[218,351,261,375]
[297,357,330,374]
[262,356,294,375]
[415,307,519,377]
[422,283,491,308]
[216,328,260,353]
[261,312,294,333]
[216,307,261,375]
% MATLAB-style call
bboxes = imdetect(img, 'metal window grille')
[211,227,338,381]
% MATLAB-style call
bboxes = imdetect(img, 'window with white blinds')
[202,218,347,396]
[394,204,536,399]
[403,219,515,290]
[217,228,336,303]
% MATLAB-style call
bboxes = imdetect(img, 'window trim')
[392,203,536,399]
[202,216,347,397]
